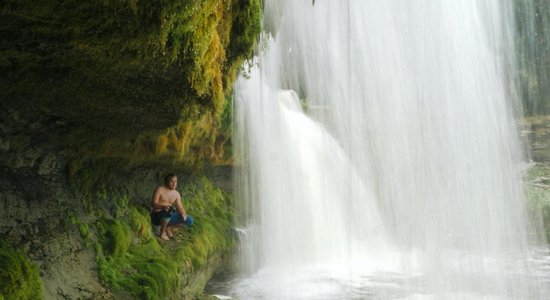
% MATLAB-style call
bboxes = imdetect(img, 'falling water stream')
[210,1,550,299]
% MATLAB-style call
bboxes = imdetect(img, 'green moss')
[95,215,176,298]
[1,0,262,169]
[175,177,235,268]
[128,206,154,240]
[78,223,90,239]
[224,0,262,88]
[0,238,45,300]
[97,237,179,299]
[99,220,132,259]
[94,177,235,299]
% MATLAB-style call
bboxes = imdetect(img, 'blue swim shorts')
[167,213,194,227]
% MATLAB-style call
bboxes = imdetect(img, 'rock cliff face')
[0,0,261,299]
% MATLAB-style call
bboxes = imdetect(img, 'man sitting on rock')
[150,173,193,240]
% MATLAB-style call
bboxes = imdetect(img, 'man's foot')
[159,233,170,241]
[166,228,174,238]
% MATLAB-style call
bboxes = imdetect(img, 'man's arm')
[175,195,187,220]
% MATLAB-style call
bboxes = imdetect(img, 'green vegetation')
[92,177,235,299]
[93,107,235,168]
[78,222,91,240]
[0,237,45,300]
[0,0,262,165]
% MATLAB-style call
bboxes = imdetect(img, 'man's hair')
[164,173,177,185]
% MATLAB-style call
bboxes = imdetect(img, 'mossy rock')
[0,0,262,161]
[92,177,235,299]
[524,162,550,241]
[0,237,45,300]
[99,220,133,259]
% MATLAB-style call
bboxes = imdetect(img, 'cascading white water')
[231,1,549,299]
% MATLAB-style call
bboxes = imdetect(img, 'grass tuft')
[0,237,45,300]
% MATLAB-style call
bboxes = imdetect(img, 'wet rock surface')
[522,115,550,242]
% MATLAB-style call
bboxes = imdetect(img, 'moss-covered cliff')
[0,0,261,299]
[1,0,260,162]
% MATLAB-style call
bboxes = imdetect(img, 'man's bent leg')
[166,225,175,238]
[159,218,170,240]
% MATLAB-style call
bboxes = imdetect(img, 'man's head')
[164,173,177,190]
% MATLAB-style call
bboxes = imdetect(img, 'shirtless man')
[150,173,193,240]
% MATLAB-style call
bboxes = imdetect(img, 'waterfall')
[233,1,548,299]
